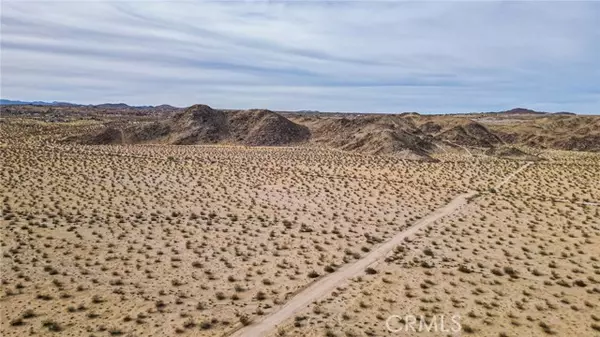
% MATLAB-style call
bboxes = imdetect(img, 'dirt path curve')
[442,140,472,157]
[230,162,532,337]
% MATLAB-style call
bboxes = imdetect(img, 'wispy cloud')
[1,1,599,113]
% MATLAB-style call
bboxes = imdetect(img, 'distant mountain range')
[0,99,80,106]
[489,107,576,116]
[0,99,174,109]
[0,99,578,116]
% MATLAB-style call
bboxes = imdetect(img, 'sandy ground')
[1,142,516,336]
[263,152,600,337]
[1,120,598,337]
[231,190,479,337]
[233,162,533,337]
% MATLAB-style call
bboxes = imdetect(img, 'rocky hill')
[287,112,600,158]
[57,104,600,160]
[433,121,503,148]
[297,114,436,159]
[72,104,310,146]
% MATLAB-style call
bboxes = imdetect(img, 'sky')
[1,1,599,114]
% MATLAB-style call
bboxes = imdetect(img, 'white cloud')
[1,1,599,113]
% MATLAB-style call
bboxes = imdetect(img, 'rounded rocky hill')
[227,109,310,146]
[67,104,310,147]
[168,104,228,144]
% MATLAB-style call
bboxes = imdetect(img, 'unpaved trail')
[443,140,472,157]
[553,199,600,206]
[494,161,532,189]
[230,162,531,337]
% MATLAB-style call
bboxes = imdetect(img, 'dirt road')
[230,162,532,337]
[494,161,532,189]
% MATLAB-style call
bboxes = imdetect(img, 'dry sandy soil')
[262,152,600,337]
[1,119,598,337]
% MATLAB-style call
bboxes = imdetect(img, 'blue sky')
[1,1,599,113]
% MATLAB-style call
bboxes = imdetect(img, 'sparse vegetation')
[1,115,598,337]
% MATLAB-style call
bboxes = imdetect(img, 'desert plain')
[1,107,599,337]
